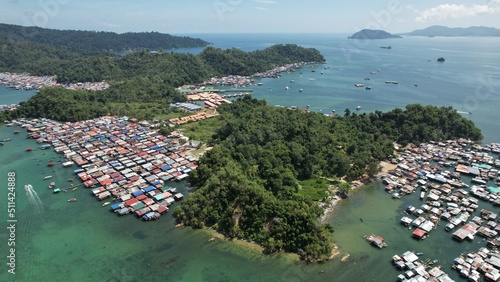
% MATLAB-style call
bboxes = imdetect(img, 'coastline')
[319,161,397,224]
[197,227,301,262]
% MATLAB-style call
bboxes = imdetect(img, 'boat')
[13,130,20,134]
[380,45,392,49]
[53,188,61,193]
[25,147,32,151]
[285,86,289,90]
[102,202,110,207]
[471,177,487,185]
[437,57,445,62]
[365,86,372,90]
[2,138,12,142]
[308,78,316,81]
[290,80,295,83]
[47,161,55,167]
[48,182,55,189]
[385,81,398,84]
[62,161,74,167]
[44,175,52,180]
[356,106,361,110]
[298,89,303,92]
[354,83,364,87]
[256,82,263,86]
[68,198,77,202]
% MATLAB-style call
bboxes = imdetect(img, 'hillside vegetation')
[0,43,324,122]
[0,23,209,52]
[175,97,482,261]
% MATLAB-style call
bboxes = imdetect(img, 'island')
[0,25,485,263]
[402,25,500,37]
[0,23,210,52]
[348,29,402,39]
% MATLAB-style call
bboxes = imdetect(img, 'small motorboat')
[68,198,77,202]
[102,202,110,207]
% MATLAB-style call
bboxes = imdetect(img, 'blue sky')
[2,0,500,34]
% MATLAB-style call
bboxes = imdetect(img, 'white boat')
[356,106,361,110]
[62,161,74,167]
[44,175,52,180]
[354,83,364,87]
[102,202,110,207]
[285,86,289,90]
[298,89,303,92]
[471,177,487,185]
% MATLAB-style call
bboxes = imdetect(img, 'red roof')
[413,228,426,238]
[125,198,139,206]
[136,194,147,201]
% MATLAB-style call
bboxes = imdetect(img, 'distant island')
[0,23,210,52]
[348,29,402,39]
[402,25,500,37]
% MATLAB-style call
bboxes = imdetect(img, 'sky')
[1,0,500,34]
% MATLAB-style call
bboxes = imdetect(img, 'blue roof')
[161,165,171,171]
[111,202,123,210]
[143,186,155,192]
[152,181,162,186]
[132,190,144,197]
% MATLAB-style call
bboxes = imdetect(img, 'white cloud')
[256,6,268,11]
[416,4,497,22]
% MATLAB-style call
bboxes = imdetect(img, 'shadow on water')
[132,230,148,240]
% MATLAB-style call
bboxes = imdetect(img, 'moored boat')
[68,198,77,202]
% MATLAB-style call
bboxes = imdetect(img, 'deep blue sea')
[0,34,499,282]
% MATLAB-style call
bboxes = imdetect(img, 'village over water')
[380,139,500,281]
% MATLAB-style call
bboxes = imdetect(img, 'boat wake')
[24,184,44,215]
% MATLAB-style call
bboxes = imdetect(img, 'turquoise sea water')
[0,34,499,281]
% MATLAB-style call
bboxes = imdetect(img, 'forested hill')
[175,98,482,261]
[0,23,209,52]
[0,44,325,122]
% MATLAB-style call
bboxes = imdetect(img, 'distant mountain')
[402,25,500,37]
[0,23,210,52]
[348,29,402,39]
